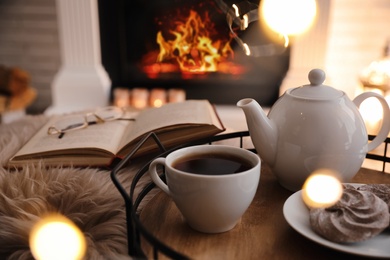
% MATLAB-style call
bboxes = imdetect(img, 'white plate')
[283,186,390,258]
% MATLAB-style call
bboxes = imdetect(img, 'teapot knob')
[308,69,326,86]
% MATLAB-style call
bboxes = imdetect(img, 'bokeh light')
[302,170,343,208]
[30,214,86,260]
[259,0,317,36]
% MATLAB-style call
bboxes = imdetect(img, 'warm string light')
[283,34,289,48]
[243,14,249,30]
[243,43,251,56]
[29,214,86,260]
[301,169,343,208]
[232,4,239,17]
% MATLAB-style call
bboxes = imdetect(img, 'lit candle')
[29,214,86,260]
[131,88,149,109]
[150,88,167,108]
[301,169,343,208]
[113,88,130,108]
[168,88,186,103]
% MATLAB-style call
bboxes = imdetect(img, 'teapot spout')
[237,98,277,166]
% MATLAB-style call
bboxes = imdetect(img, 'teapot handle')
[353,92,390,151]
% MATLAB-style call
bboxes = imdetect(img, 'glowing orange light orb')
[30,214,86,260]
[260,0,317,36]
[302,170,343,208]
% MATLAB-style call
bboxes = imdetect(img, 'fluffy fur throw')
[0,116,151,259]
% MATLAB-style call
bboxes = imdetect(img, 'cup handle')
[353,92,390,151]
[149,157,172,196]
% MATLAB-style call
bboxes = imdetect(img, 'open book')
[8,100,225,168]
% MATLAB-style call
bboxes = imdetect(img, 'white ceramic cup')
[148,145,261,233]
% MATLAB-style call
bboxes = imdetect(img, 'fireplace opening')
[98,0,290,106]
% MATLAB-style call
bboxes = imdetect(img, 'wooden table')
[140,165,390,259]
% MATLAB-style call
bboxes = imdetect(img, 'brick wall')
[0,0,60,114]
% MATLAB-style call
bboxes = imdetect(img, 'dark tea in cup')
[172,153,253,175]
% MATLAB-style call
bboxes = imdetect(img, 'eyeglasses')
[47,106,136,138]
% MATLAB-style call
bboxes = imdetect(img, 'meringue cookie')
[358,184,390,208]
[357,184,390,205]
[358,184,390,227]
[309,187,389,243]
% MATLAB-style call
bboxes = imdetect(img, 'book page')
[13,115,133,157]
[118,100,223,149]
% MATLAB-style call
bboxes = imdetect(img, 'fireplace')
[98,0,290,106]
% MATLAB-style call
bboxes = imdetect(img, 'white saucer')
[283,187,390,258]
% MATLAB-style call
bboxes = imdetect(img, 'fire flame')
[156,10,234,73]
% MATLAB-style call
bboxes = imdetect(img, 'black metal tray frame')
[110,132,390,259]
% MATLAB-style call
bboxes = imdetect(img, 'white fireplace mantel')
[46,0,111,115]
[46,0,331,115]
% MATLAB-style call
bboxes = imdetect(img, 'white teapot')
[237,69,390,191]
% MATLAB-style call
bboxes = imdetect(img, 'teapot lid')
[290,69,343,99]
